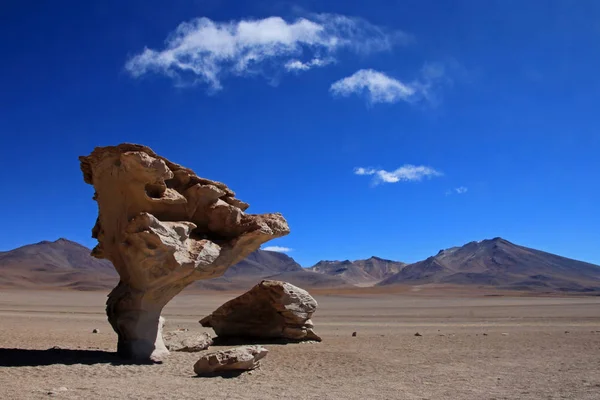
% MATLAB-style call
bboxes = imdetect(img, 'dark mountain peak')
[366,256,396,262]
[379,237,600,291]
[485,237,513,245]
[34,238,82,247]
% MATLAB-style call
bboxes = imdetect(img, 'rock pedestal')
[80,144,289,361]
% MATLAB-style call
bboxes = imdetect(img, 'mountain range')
[1,237,600,292]
[378,238,600,292]
[309,257,406,286]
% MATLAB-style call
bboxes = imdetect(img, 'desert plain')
[1,287,599,400]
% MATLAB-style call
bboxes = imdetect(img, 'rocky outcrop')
[79,144,289,361]
[193,346,268,375]
[164,331,213,352]
[200,280,321,342]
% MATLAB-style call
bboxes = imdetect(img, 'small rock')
[193,346,268,375]
[501,333,509,336]
[483,333,488,336]
[164,331,212,352]
[564,331,570,334]
[47,387,67,396]
[352,332,357,337]
[92,329,99,334]
[414,332,422,337]
[438,334,445,337]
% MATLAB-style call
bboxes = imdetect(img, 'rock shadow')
[211,336,302,346]
[192,370,246,379]
[0,347,158,367]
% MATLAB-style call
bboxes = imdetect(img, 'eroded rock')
[200,280,321,342]
[193,346,268,375]
[79,144,289,361]
[164,331,213,352]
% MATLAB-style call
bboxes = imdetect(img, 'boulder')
[164,331,213,352]
[79,144,289,361]
[193,346,268,375]
[200,280,321,342]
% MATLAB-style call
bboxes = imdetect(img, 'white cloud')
[354,167,376,175]
[125,14,405,91]
[446,186,468,195]
[262,246,293,253]
[331,69,416,104]
[330,63,447,105]
[285,57,335,71]
[354,165,442,185]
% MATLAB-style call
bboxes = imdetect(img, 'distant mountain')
[0,239,347,291]
[0,238,117,290]
[191,250,348,290]
[3,237,600,293]
[309,256,406,286]
[378,238,600,292]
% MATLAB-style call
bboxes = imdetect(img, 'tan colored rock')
[79,144,289,361]
[200,280,321,342]
[164,331,213,352]
[193,346,268,375]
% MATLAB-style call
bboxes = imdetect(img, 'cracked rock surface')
[200,280,321,342]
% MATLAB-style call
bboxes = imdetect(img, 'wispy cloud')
[354,165,443,185]
[262,246,293,253]
[330,63,447,105]
[446,186,468,195]
[125,14,407,91]
[285,57,335,71]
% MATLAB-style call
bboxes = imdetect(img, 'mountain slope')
[309,256,406,286]
[378,238,600,291]
[191,250,349,290]
[0,238,117,289]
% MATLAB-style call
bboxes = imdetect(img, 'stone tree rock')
[193,346,268,375]
[79,144,289,361]
[200,280,321,342]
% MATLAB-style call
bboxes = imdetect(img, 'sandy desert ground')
[1,288,600,400]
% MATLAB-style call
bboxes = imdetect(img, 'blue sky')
[1,0,599,267]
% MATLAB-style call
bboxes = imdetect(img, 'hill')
[0,238,117,290]
[190,250,348,290]
[309,256,406,286]
[378,238,600,292]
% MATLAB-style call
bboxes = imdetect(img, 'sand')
[1,289,600,399]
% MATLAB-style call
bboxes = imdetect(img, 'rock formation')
[193,346,268,375]
[200,280,321,342]
[79,144,289,361]
[164,331,213,352]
